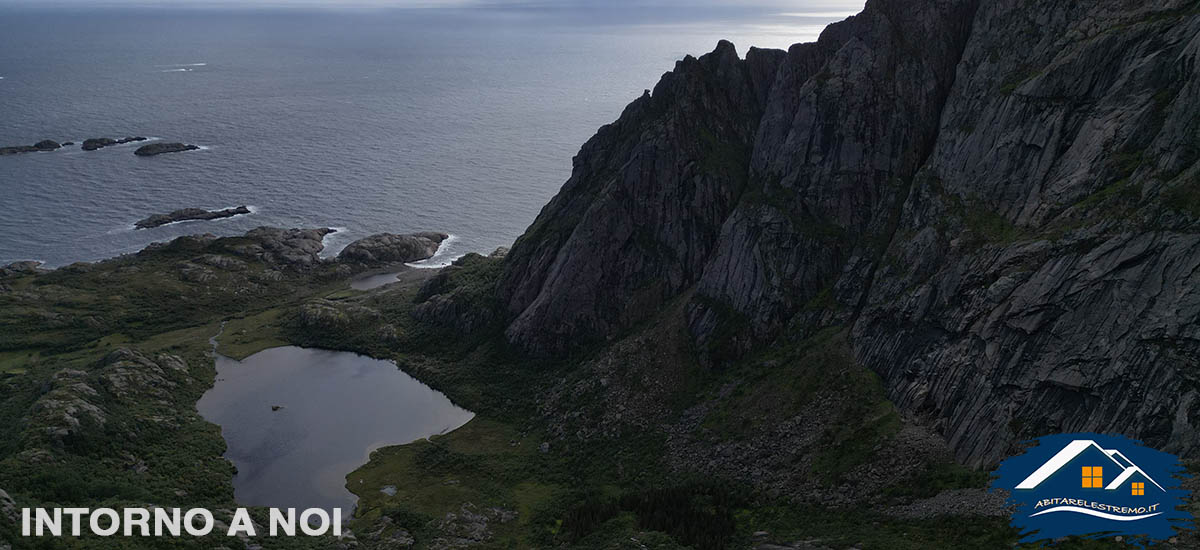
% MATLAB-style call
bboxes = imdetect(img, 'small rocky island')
[135,142,200,156]
[0,140,62,155]
[135,206,252,229]
[82,136,147,151]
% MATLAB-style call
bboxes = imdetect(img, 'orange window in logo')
[1133,482,1145,496]
[1082,466,1103,488]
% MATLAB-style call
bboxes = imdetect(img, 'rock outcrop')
[134,206,251,229]
[413,252,504,334]
[134,142,200,156]
[234,227,336,268]
[130,227,446,274]
[82,136,146,151]
[498,39,774,356]
[338,232,448,266]
[0,261,43,279]
[495,0,1200,466]
[0,488,15,525]
[0,139,61,155]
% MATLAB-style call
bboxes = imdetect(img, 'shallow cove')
[197,346,474,517]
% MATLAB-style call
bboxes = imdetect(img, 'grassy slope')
[0,243,1152,550]
[0,239,353,550]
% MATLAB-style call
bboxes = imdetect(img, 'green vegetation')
[215,308,291,359]
[963,200,1025,245]
[0,232,1026,550]
[349,418,563,547]
[998,66,1044,96]
[1164,172,1200,218]
[697,126,750,190]
[882,462,990,500]
[697,328,902,484]
[0,235,364,549]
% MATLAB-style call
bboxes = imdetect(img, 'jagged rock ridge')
[496,0,1200,466]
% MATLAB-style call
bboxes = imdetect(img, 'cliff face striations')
[498,0,1200,466]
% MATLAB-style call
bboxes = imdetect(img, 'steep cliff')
[496,0,1200,466]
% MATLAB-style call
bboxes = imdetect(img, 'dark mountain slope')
[495,0,1200,466]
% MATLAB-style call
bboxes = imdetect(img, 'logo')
[992,433,1191,545]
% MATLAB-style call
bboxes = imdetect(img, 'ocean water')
[0,5,856,267]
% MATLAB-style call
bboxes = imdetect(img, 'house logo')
[992,433,1192,545]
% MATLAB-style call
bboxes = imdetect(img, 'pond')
[196,346,474,518]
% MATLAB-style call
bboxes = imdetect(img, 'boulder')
[0,261,42,279]
[338,232,448,266]
[240,227,335,267]
[0,488,15,524]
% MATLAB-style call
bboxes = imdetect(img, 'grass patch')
[882,462,990,500]
[216,308,290,359]
[349,417,563,547]
[1164,172,1200,218]
[698,328,902,484]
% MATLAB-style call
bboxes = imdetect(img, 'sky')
[0,0,867,11]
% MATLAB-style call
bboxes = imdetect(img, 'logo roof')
[1014,440,1164,491]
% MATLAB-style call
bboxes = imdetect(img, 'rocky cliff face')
[498,0,1200,466]
[498,40,778,355]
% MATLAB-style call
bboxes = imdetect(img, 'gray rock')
[499,39,771,356]
[0,488,16,524]
[428,504,515,548]
[195,254,247,271]
[0,139,61,155]
[133,142,199,156]
[296,301,381,332]
[0,261,43,279]
[179,262,217,283]
[338,232,448,265]
[240,227,335,268]
[884,488,1012,519]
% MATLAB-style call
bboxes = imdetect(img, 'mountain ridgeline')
[493,0,1200,466]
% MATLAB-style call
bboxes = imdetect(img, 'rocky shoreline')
[1,226,449,276]
[134,206,252,230]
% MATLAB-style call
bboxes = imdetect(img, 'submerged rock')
[134,206,251,229]
[134,142,200,156]
[81,136,146,151]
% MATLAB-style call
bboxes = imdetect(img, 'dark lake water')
[196,346,475,517]
[0,5,854,268]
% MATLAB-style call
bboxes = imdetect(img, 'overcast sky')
[0,0,867,11]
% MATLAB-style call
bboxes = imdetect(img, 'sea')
[0,4,857,267]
